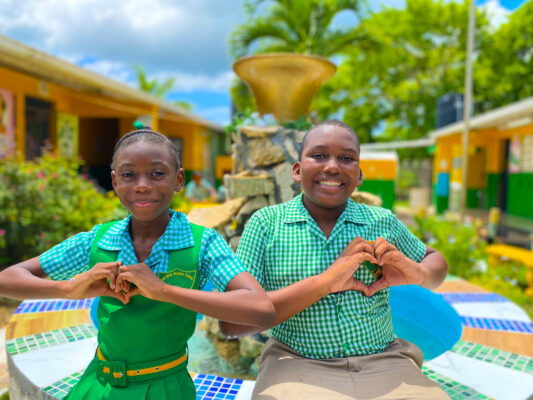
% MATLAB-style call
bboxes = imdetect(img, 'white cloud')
[172,71,235,93]
[0,0,245,75]
[480,0,510,29]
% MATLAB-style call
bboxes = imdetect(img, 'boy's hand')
[322,251,377,296]
[366,237,427,297]
[64,261,126,303]
[116,263,167,302]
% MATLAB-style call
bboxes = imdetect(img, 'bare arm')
[219,239,377,338]
[0,256,126,302]
[116,266,275,328]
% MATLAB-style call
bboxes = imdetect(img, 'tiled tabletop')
[4,277,533,399]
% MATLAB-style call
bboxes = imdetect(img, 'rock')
[236,196,269,220]
[283,137,299,162]
[247,139,285,167]
[241,125,281,138]
[229,236,241,251]
[187,198,246,231]
[295,129,306,143]
[274,162,297,203]
[226,172,274,198]
[239,335,265,359]
[351,191,383,207]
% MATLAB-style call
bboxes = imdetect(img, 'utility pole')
[460,0,476,220]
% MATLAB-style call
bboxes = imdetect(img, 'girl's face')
[111,141,184,222]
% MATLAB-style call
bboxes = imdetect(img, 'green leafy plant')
[0,153,119,267]
[410,214,487,278]
[408,214,533,318]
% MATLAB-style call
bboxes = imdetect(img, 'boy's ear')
[292,161,302,183]
[356,170,363,188]
[175,168,185,192]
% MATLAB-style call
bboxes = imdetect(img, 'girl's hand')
[321,251,377,296]
[115,263,167,302]
[64,261,126,303]
[366,237,427,297]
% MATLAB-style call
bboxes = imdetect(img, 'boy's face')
[292,125,363,210]
[111,141,184,222]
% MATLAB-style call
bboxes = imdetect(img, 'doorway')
[25,97,52,160]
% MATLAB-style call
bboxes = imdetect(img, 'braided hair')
[111,127,181,170]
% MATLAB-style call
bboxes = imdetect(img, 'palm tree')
[230,0,369,58]
[132,64,192,110]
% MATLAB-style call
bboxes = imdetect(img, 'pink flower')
[82,174,89,180]
[0,229,6,236]
[36,171,44,179]
[51,173,57,179]
[39,184,45,190]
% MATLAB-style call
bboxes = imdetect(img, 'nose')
[324,157,340,174]
[134,175,151,192]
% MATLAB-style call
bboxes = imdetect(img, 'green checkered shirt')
[41,209,245,291]
[237,194,426,359]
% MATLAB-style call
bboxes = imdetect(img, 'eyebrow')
[307,145,358,153]
[117,161,169,168]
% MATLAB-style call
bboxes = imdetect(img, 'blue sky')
[0,0,527,127]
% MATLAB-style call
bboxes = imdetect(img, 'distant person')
[216,173,230,203]
[223,120,449,400]
[185,171,217,202]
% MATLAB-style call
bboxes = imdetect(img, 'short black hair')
[298,120,360,160]
[111,128,181,170]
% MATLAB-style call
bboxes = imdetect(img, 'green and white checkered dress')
[237,194,426,359]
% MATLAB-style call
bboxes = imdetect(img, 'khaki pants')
[252,338,449,400]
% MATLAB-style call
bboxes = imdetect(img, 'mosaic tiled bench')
[5,277,533,399]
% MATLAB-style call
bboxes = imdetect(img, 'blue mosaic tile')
[14,298,93,315]
[439,293,508,304]
[461,316,533,333]
[194,374,243,400]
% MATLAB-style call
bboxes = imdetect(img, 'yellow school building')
[0,34,229,190]
[429,97,533,220]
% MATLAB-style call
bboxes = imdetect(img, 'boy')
[224,120,449,399]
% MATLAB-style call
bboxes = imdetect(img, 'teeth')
[319,181,341,187]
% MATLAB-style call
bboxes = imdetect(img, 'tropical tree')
[475,0,533,112]
[132,64,192,110]
[229,0,369,113]
[313,0,491,147]
[230,0,368,58]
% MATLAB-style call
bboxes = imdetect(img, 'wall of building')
[433,123,533,219]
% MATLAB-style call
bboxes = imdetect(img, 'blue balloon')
[390,285,462,360]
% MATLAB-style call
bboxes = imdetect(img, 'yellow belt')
[97,347,187,379]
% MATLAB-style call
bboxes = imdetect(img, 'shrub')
[0,153,119,267]
[408,214,533,318]
[409,214,487,278]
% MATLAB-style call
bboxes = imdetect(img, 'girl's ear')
[111,170,117,190]
[292,161,302,183]
[175,168,185,192]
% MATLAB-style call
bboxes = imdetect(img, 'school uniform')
[40,209,245,399]
[237,194,449,400]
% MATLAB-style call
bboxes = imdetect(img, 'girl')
[0,128,275,399]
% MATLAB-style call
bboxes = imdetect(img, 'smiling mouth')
[133,200,157,208]
[317,180,344,187]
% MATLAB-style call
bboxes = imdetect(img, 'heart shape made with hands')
[363,238,425,297]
